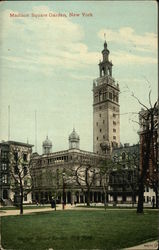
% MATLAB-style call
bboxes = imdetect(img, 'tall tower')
[93,40,120,155]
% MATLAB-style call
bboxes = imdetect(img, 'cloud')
[111,50,157,65]
[70,73,95,80]
[0,7,99,74]
[98,27,157,65]
[98,27,157,53]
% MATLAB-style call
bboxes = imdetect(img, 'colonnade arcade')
[32,189,106,204]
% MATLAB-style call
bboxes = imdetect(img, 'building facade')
[93,40,120,155]
[0,141,33,205]
[31,131,107,205]
[110,144,139,204]
[138,105,158,206]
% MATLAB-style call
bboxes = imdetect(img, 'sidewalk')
[0,204,66,216]
[124,240,158,250]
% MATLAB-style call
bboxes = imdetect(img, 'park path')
[0,204,110,216]
[124,240,158,250]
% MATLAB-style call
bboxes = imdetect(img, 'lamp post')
[62,172,65,210]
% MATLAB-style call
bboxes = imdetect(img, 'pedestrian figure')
[51,199,55,209]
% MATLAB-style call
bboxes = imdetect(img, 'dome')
[69,128,80,141]
[42,136,52,147]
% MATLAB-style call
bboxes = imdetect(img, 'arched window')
[102,68,105,76]
[122,152,126,160]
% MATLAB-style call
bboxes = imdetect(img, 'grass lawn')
[1,210,158,250]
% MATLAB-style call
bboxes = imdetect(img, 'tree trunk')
[20,180,24,215]
[155,189,158,208]
[20,193,23,215]
[137,181,144,213]
[104,191,106,211]
[132,188,134,208]
[86,189,90,206]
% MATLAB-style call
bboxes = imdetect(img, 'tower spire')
[8,105,10,141]
[104,33,107,49]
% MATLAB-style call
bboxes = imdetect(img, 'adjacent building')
[0,141,33,205]
[138,105,158,206]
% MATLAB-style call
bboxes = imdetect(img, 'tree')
[137,99,158,213]
[98,159,113,210]
[9,149,32,215]
[122,85,158,213]
[70,157,100,206]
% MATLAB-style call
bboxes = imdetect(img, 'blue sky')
[0,1,157,153]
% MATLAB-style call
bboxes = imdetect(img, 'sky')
[0,1,158,154]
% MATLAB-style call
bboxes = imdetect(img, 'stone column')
[66,192,68,204]
[79,192,81,203]
[71,191,75,204]
[83,194,85,204]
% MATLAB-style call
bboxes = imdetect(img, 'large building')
[2,42,156,208]
[93,41,120,155]
[31,130,107,205]
[0,141,33,206]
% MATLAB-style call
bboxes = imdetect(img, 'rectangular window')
[113,136,116,140]
[113,121,116,125]
[103,92,106,100]
[103,135,105,139]
[2,163,7,171]
[24,193,27,201]
[96,122,98,126]
[113,114,116,118]
[113,128,116,132]
[1,151,8,160]
[103,120,105,124]
[99,113,101,118]
[100,129,102,132]
[97,137,98,140]
[14,152,18,162]
[2,174,8,184]
[109,92,112,99]
[23,154,27,162]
